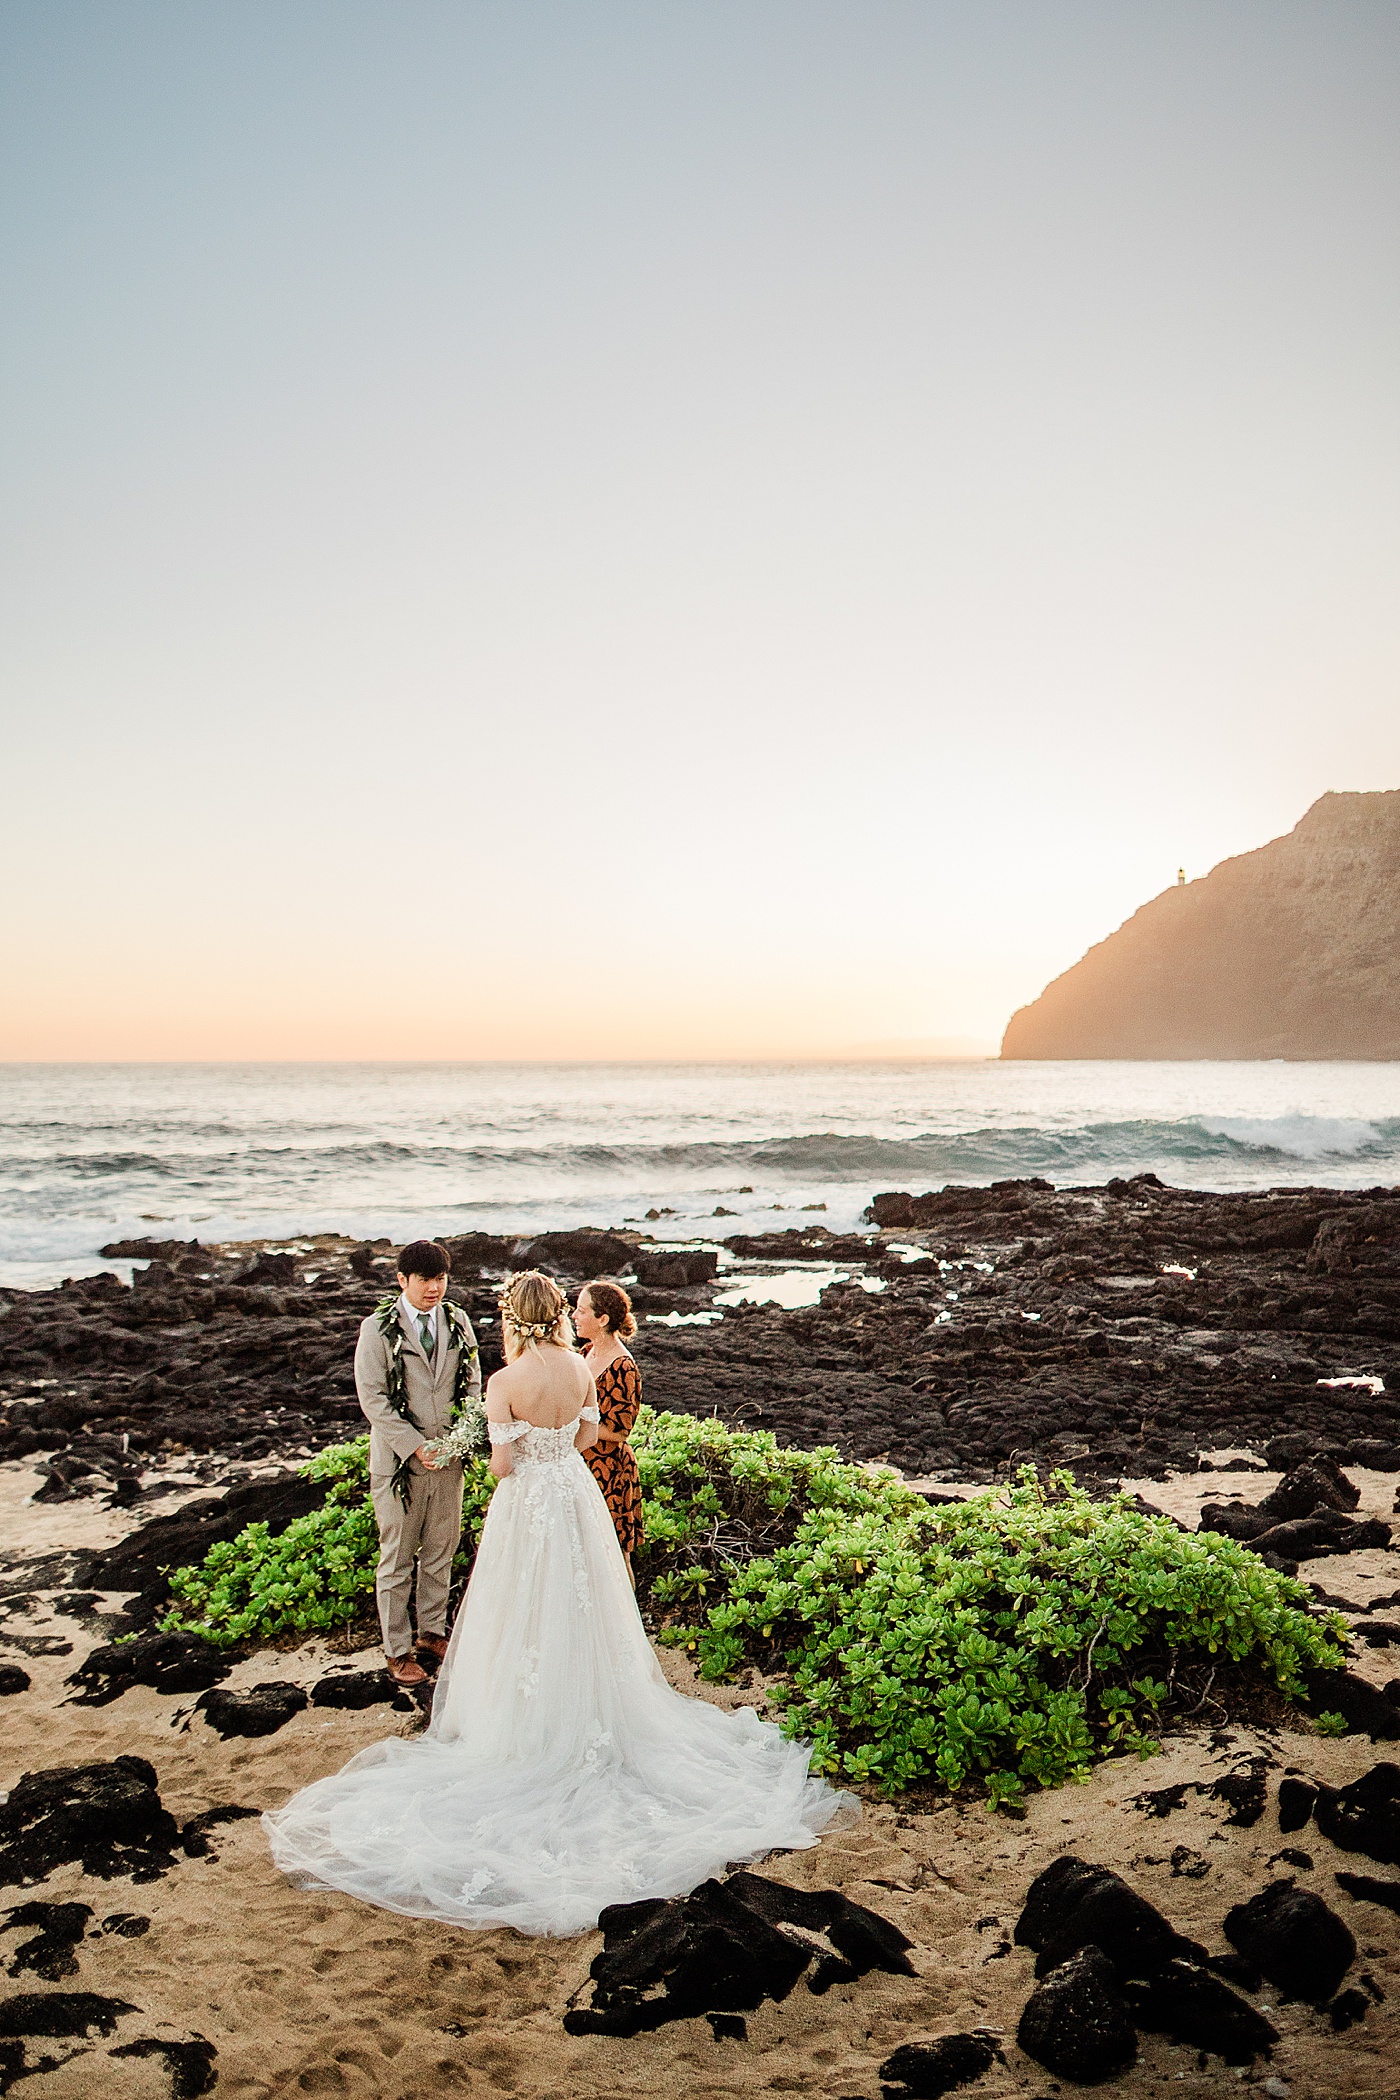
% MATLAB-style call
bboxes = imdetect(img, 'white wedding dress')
[263,1409,856,1935]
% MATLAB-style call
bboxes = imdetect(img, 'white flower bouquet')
[422,1403,488,1465]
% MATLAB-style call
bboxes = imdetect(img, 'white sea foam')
[0,1062,1397,1279]
[1196,1114,1383,1159]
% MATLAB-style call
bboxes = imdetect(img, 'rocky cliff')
[1001,789,1400,1060]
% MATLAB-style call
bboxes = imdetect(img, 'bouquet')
[422,1403,488,1465]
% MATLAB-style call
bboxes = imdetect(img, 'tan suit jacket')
[354,1298,481,1481]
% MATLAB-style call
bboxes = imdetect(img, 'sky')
[2,1,1397,1061]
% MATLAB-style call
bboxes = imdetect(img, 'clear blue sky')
[3,2,1397,1056]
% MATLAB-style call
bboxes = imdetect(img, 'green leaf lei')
[373,1292,481,1504]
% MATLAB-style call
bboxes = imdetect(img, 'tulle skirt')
[263,1448,857,1934]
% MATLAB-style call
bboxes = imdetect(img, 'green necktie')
[418,1314,434,1358]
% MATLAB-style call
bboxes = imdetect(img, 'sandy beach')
[4,1428,1400,2099]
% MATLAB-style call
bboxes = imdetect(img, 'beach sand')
[3,1454,1399,2098]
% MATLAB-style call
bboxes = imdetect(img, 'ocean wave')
[5,1114,1398,1193]
[1194,1115,1384,1160]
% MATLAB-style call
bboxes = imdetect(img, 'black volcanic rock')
[1312,1762,1400,1864]
[1016,1945,1137,2083]
[879,2033,1002,2097]
[67,1631,233,1706]
[0,1901,92,1981]
[0,1757,180,1887]
[1001,788,1400,1059]
[1223,1879,1355,2002]
[87,1474,325,1606]
[1304,1672,1400,1741]
[518,1230,635,1277]
[110,2037,219,2096]
[194,1682,307,1739]
[563,1872,910,2038]
[1277,1778,1318,1832]
[1122,1958,1278,2064]
[1014,1856,1206,1977]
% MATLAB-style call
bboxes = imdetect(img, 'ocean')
[2,1060,1398,1290]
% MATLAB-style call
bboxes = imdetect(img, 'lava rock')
[100,1914,150,1938]
[0,1990,136,2036]
[1335,1870,1400,1914]
[518,1230,634,1277]
[879,2031,1002,2097]
[1,1902,91,1981]
[1122,1958,1278,2064]
[0,1756,180,1887]
[633,1250,719,1289]
[1260,1457,1361,1521]
[110,2036,219,2096]
[0,1669,30,1698]
[1212,1759,1270,1828]
[66,1631,233,1706]
[1303,1671,1400,1741]
[1328,1985,1372,2031]
[179,1805,261,1858]
[725,1870,915,1985]
[194,1681,307,1739]
[1223,1878,1356,2002]
[1206,1951,1263,1993]
[1314,1763,1400,1864]
[309,1670,404,1710]
[564,1872,910,2037]
[1277,1777,1317,1832]
[87,1474,325,1608]
[1014,1855,1206,1978]
[1016,1944,1137,2084]
[567,1878,810,2036]
[706,2012,747,2041]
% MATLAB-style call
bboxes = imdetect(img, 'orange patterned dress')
[584,1353,644,1557]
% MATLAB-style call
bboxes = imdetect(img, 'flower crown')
[497,1274,567,1342]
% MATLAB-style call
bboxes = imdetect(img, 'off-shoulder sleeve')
[487,1418,532,1446]
[580,1404,601,1423]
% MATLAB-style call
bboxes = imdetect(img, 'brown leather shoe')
[386,1652,430,1688]
[415,1632,450,1666]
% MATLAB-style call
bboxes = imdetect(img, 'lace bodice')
[488,1407,599,1467]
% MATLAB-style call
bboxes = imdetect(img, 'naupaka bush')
[162,1407,1345,1804]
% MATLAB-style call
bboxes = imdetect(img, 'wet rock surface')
[0,1182,1394,1493]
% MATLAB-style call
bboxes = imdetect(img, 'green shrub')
[162,1437,495,1648]
[161,1410,1345,1803]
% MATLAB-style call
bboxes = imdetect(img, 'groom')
[355,1239,480,1688]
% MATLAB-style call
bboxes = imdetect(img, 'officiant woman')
[574,1279,644,1578]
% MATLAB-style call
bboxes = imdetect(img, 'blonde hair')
[582,1278,637,1341]
[498,1270,574,1359]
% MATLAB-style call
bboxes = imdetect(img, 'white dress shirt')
[401,1294,438,1355]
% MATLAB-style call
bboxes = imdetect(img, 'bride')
[263,1271,856,1935]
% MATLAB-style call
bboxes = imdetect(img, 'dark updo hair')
[583,1278,636,1340]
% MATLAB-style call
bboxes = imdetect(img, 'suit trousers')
[370,1465,465,1657]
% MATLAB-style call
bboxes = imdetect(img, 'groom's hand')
[415,1444,441,1470]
